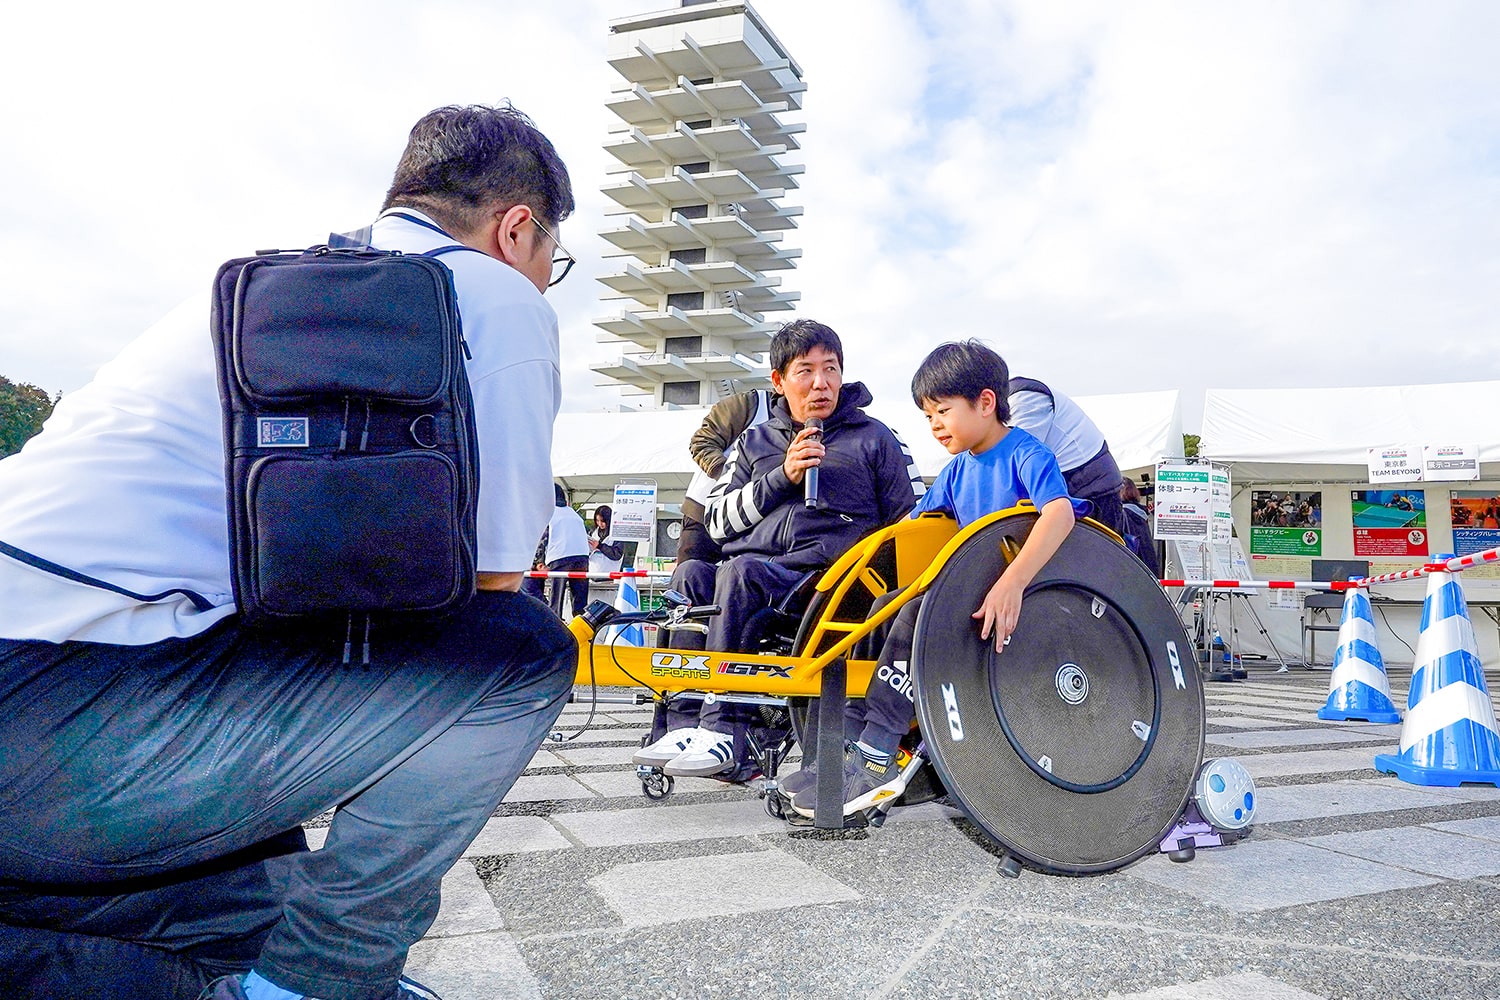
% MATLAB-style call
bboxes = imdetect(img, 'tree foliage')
[0,376,57,458]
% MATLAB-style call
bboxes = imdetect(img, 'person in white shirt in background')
[543,483,591,618]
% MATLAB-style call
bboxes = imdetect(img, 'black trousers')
[798,590,922,760]
[0,591,575,1000]
[546,554,590,619]
[662,556,805,758]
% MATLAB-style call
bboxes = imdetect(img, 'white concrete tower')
[593,0,805,409]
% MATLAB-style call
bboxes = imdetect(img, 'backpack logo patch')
[257,417,309,448]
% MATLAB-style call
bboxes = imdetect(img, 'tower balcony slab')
[607,2,805,110]
[604,121,768,169]
[734,245,802,271]
[735,286,799,312]
[594,306,776,348]
[598,211,780,256]
[596,259,760,302]
[601,166,765,212]
[606,79,767,130]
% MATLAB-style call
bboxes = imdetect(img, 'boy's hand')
[782,425,826,485]
[973,574,1024,653]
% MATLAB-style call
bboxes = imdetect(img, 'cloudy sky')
[3,0,1497,430]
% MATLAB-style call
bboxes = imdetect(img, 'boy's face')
[922,390,1002,455]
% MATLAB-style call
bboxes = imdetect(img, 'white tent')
[552,388,1184,502]
[1200,381,1500,483]
[1197,380,1500,666]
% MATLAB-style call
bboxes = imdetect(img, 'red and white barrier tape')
[523,570,675,580]
[1159,579,1360,591]
[1162,542,1500,592]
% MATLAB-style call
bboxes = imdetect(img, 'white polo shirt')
[0,209,560,644]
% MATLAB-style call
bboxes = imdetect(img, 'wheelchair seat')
[738,570,822,655]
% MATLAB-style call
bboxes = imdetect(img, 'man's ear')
[489,204,535,266]
[769,368,785,394]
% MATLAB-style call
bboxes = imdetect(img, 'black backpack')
[209,244,480,649]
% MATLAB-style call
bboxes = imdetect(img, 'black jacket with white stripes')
[705,382,925,572]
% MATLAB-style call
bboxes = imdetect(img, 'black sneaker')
[776,759,817,798]
[789,745,907,819]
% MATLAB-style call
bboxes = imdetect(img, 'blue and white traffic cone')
[1374,562,1500,787]
[604,574,646,647]
[1317,586,1401,724]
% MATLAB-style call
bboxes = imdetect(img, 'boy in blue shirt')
[788,340,1090,818]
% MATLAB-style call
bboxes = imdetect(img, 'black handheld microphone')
[803,416,823,509]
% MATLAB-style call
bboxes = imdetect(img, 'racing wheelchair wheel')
[910,512,1205,875]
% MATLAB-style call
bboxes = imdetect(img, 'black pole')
[813,655,847,829]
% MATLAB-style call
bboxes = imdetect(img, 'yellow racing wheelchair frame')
[567,503,1122,699]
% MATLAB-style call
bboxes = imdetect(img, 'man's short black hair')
[910,340,1011,422]
[770,319,843,375]
[554,483,568,507]
[382,103,575,236]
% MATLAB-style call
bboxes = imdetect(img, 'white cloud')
[2,0,1498,433]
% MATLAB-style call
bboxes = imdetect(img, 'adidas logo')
[877,661,915,703]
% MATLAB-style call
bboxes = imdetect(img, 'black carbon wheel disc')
[911,513,1204,874]
[990,585,1157,793]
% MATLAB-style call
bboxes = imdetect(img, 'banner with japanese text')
[1451,490,1500,557]
[1350,489,1427,557]
[1249,490,1322,556]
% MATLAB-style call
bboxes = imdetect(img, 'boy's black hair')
[383,103,575,237]
[769,319,843,375]
[910,340,1010,422]
[554,483,568,507]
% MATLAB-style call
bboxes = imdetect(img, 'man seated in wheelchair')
[783,339,1091,818]
[635,318,926,777]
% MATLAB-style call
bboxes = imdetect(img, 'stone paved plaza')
[307,667,1500,1000]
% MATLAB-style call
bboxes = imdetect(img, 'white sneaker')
[633,726,703,767]
[663,728,736,776]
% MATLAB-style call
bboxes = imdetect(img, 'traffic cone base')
[1375,566,1500,787]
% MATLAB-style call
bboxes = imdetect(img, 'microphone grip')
[803,416,823,510]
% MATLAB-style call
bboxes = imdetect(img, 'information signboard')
[611,481,658,545]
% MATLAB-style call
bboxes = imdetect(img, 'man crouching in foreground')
[0,104,579,1000]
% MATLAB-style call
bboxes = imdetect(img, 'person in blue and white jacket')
[0,104,578,1000]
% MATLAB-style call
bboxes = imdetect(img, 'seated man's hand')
[782,425,826,485]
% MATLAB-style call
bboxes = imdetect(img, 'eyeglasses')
[532,217,577,287]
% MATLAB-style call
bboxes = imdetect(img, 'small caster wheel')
[639,768,674,800]
[1168,837,1197,863]
[765,792,787,820]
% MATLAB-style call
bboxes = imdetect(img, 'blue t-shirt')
[912,427,1092,527]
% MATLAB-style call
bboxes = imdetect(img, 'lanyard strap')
[0,540,215,612]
